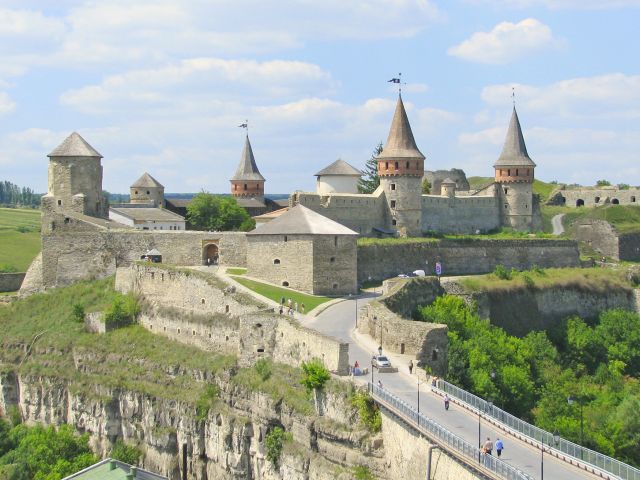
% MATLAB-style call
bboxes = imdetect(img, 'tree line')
[0,181,41,208]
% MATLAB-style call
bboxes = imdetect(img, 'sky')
[0,0,639,195]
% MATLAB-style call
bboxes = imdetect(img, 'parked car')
[373,355,391,368]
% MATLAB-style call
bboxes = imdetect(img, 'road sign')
[435,262,442,276]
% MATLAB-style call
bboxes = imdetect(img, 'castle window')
[257,348,265,353]
[244,184,247,190]
[282,281,289,287]
[57,200,62,206]
[504,188,508,194]
[504,204,508,209]
[225,305,230,313]
[273,258,280,264]
[146,190,150,195]
[177,328,181,334]
[515,169,519,176]
[192,330,196,336]
[284,235,288,242]
[135,191,138,194]
[330,257,335,263]
[64,217,70,224]
[392,219,397,226]
[507,169,511,176]
[385,162,389,170]
[256,183,259,189]
[334,236,338,247]
[333,283,338,289]
[201,298,205,304]
[632,196,636,203]
[390,200,396,208]
[391,183,396,191]
[395,161,399,170]
[595,196,600,203]
[406,161,410,168]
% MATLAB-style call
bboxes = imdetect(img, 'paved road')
[551,214,565,235]
[303,296,595,480]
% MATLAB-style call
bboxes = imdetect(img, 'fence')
[437,379,639,480]
[370,383,533,480]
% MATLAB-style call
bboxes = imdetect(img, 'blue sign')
[435,262,442,276]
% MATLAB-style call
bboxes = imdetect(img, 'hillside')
[550,204,640,236]
[0,208,41,272]
[467,176,556,202]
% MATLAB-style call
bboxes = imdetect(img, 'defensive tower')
[377,95,425,236]
[130,172,164,207]
[494,107,536,231]
[230,135,265,199]
[42,132,107,218]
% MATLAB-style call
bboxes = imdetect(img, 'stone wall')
[575,220,620,259]
[380,277,445,319]
[41,213,248,287]
[423,169,470,195]
[357,239,580,282]
[19,253,43,295]
[619,233,640,261]
[555,186,640,208]
[0,272,26,292]
[312,235,357,295]
[422,195,500,234]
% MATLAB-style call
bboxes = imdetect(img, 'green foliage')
[71,303,85,323]
[186,192,254,231]
[254,359,272,381]
[264,427,292,467]
[103,293,139,328]
[110,439,142,466]
[226,267,247,276]
[596,179,611,186]
[0,423,97,480]
[0,264,18,273]
[350,391,381,433]
[618,183,630,190]
[195,384,219,421]
[493,264,512,280]
[421,179,431,194]
[300,359,330,393]
[358,142,383,194]
[351,465,376,479]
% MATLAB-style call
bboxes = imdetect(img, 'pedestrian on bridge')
[409,360,413,374]
[482,437,493,456]
[495,438,504,457]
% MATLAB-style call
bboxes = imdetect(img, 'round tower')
[441,178,456,198]
[377,95,425,237]
[230,135,265,199]
[130,172,164,207]
[44,132,106,218]
[494,107,536,231]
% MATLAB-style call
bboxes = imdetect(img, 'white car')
[373,355,391,368]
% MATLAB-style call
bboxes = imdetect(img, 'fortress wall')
[619,233,640,261]
[41,218,247,287]
[575,220,620,259]
[312,235,358,295]
[422,196,500,234]
[0,273,26,292]
[294,191,387,235]
[358,239,580,282]
[560,188,640,208]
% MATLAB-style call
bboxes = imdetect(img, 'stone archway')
[612,198,620,205]
[576,199,585,207]
[203,243,219,265]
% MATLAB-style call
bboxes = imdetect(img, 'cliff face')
[0,370,381,480]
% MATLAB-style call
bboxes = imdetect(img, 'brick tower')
[230,135,265,199]
[377,95,425,237]
[494,107,536,231]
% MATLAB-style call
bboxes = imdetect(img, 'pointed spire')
[494,107,536,167]
[48,132,102,158]
[231,135,265,181]
[377,95,425,160]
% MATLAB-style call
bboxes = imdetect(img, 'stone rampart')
[358,239,580,282]
[380,276,445,318]
[19,253,43,295]
[0,272,26,292]
[575,220,640,261]
[555,187,640,208]
[422,195,501,234]
[619,233,640,261]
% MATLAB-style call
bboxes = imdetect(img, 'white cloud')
[448,18,557,64]
[0,92,16,115]
[482,74,640,119]
[0,8,66,55]
[469,0,640,9]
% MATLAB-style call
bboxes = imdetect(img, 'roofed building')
[109,206,185,230]
[315,159,362,194]
[62,458,168,480]
[246,204,358,295]
[130,172,165,207]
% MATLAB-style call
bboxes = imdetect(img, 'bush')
[255,359,272,381]
[104,294,139,328]
[0,263,18,273]
[110,439,142,465]
[265,427,292,467]
[195,384,219,421]
[493,264,512,280]
[71,303,85,323]
[300,359,330,393]
[350,391,381,433]
[351,465,376,480]
[522,273,535,289]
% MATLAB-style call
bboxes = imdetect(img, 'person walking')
[443,393,450,410]
[408,360,414,374]
[483,437,493,456]
[280,297,285,306]
[294,302,299,312]
[301,303,305,313]
[495,438,504,458]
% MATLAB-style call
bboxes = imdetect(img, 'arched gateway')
[203,243,219,265]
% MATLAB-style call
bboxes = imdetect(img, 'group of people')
[481,437,505,458]
[279,297,305,316]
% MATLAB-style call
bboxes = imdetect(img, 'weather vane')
[512,87,515,106]
[238,119,248,134]
[387,72,405,94]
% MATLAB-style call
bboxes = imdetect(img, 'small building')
[130,172,165,207]
[246,204,358,295]
[109,206,186,230]
[315,159,362,194]
[63,458,167,480]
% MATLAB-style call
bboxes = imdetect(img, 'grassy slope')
[461,267,632,294]
[231,276,331,312]
[468,176,556,202]
[542,204,640,235]
[0,208,41,271]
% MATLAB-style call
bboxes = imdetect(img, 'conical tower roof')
[377,95,425,160]
[131,172,164,189]
[48,132,102,158]
[247,204,357,236]
[315,159,362,177]
[494,108,536,167]
[231,135,265,182]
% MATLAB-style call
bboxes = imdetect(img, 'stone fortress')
[549,184,640,208]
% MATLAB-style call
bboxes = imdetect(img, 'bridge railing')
[370,383,533,480]
[437,378,640,480]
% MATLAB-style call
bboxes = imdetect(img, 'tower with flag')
[230,124,265,200]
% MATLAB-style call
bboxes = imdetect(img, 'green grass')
[542,204,640,236]
[357,237,439,246]
[230,276,331,312]
[466,177,556,202]
[358,231,555,246]
[0,208,41,272]
[467,176,494,190]
[226,267,247,275]
[460,267,633,294]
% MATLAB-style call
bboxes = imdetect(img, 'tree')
[357,142,383,194]
[300,359,330,414]
[422,179,431,194]
[110,439,142,466]
[596,179,611,187]
[186,192,255,231]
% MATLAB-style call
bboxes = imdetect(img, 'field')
[0,208,41,272]
[230,276,331,312]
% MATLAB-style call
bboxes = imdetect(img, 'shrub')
[350,391,381,433]
[522,273,535,289]
[255,359,272,381]
[111,439,142,465]
[0,264,18,273]
[195,384,219,421]
[71,303,85,323]
[104,293,139,328]
[493,264,512,280]
[300,359,330,393]
[352,465,376,480]
[265,427,292,467]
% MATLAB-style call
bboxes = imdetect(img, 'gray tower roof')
[247,204,357,236]
[48,132,102,158]
[377,95,425,160]
[315,159,362,177]
[231,135,265,182]
[494,108,536,168]
[441,177,456,185]
[131,172,164,189]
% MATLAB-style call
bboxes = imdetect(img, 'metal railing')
[370,383,533,480]
[437,379,639,480]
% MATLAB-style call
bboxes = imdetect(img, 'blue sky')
[1,0,638,194]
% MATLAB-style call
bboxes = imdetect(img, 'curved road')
[303,296,596,480]
[551,213,565,235]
